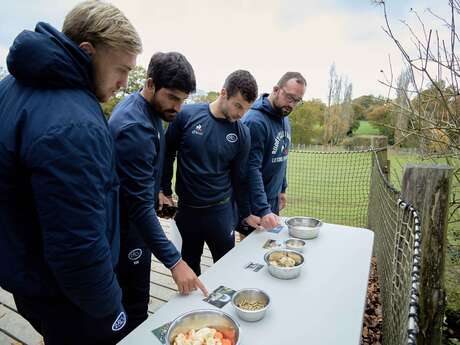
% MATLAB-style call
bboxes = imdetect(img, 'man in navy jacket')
[0,1,141,344]
[109,52,207,333]
[238,72,306,236]
[161,70,259,275]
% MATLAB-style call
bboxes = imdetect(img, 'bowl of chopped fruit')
[231,288,270,322]
[166,309,240,345]
[264,248,304,279]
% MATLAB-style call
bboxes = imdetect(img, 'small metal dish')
[231,288,270,322]
[284,238,306,252]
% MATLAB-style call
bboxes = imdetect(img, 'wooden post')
[367,136,389,229]
[401,164,453,345]
[372,136,389,177]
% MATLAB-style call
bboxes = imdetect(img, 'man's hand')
[260,213,280,229]
[158,191,175,210]
[279,192,287,211]
[171,259,208,296]
[244,214,261,228]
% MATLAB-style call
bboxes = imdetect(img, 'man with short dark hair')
[109,52,207,334]
[238,72,306,236]
[161,70,259,275]
[0,1,142,344]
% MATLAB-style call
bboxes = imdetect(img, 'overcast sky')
[0,0,451,101]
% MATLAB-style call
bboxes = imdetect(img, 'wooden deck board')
[0,330,21,345]
[0,304,42,345]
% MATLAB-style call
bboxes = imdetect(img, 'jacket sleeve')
[114,124,181,269]
[26,123,123,318]
[161,114,182,196]
[282,174,288,193]
[231,124,251,219]
[246,120,272,217]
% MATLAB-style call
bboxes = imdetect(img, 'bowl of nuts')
[231,288,270,322]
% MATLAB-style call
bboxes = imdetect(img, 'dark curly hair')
[223,70,258,103]
[147,52,196,94]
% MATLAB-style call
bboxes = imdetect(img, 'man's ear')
[79,42,96,57]
[146,78,156,93]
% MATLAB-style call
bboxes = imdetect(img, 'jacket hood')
[7,22,94,90]
[250,93,284,120]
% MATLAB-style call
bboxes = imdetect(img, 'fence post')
[401,164,453,345]
[372,136,389,177]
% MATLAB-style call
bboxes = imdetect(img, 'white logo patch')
[226,133,238,143]
[112,311,126,332]
[128,248,143,261]
[192,124,204,135]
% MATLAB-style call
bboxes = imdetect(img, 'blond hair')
[62,0,142,55]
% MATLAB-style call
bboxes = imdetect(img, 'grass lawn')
[282,150,373,227]
[354,120,380,136]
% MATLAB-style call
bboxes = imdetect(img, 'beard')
[159,110,177,122]
[273,99,293,117]
[222,109,232,122]
[272,101,292,117]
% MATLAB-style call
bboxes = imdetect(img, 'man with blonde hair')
[0,1,141,344]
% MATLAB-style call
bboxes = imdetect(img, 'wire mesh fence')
[282,148,422,344]
[281,149,373,228]
[368,150,421,345]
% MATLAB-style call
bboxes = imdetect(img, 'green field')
[354,120,380,135]
[282,150,372,227]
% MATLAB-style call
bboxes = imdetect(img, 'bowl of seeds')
[231,288,270,322]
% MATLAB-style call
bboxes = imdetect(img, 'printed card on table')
[203,285,236,308]
[243,261,264,272]
[152,321,171,344]
[262,239,283,249]
[267,225,284,234]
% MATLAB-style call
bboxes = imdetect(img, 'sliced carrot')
[224,329,236,344]
[214,331,224,340]
[222,339,231,345]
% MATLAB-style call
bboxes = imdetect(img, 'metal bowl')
[166,309,241,345]
[231,288,270,322]
[284,238,306,253]
[264,249,304,279]
[286,217,322,239]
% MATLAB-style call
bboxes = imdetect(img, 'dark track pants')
[13,294,128,345]
[117,229,152,335]
[175,202,236,276]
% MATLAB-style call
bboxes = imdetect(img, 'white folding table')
[118,220,374,345]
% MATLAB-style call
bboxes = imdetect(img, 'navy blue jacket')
[242,94,290,217]
[109,92,181,269]
[0,23,123,318]
[162,103,250,217]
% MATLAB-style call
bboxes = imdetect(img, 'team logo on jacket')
[112,311,127,332]
[271,130,291,163]
[192,124,204,135]
[128,248,143,261]
[226,133,238,143]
